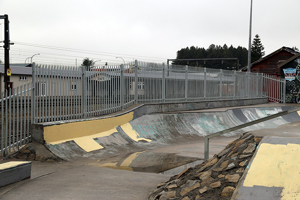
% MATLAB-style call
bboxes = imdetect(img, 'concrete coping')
[34,97,268,127]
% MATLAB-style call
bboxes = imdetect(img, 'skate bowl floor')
[40,104,300,163]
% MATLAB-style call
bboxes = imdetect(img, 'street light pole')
[116,57,125,65]
[31,53,40,63]
[247,0,253,72]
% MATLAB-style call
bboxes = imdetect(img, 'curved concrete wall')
[32,104,300,160]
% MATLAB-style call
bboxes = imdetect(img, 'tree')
[251,34,265,63]
[81,57,95,70]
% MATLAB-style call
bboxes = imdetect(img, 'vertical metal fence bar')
[1,92,4,156]
[4,91,8,155]
[220,69,223,99]
[12,88,15,150]
[27,83,31,143]
[31,63,35,124]
[8,88,12,153]
[120,64,124,110]
[185,66,188,101]
[16,87,19,150]
[19,85,23,147]
[204,68,206,100]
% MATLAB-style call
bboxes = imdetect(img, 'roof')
[240,46,298,71]
[277,53,300,68]
[0,64,32,75]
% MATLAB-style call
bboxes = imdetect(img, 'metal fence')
[32,61,265,123]
[1,60,275,157]
[263,74,286,103]
[0,84,32,156]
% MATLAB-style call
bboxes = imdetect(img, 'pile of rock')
[149,132,262,200]
[9,142,62,162]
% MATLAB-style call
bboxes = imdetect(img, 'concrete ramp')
[36,106,300,160]
[232,136,300,200]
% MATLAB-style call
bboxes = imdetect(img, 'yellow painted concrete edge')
[45,111,151,152]
[0,161,31,170]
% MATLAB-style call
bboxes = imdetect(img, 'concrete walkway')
[232,136,300,200]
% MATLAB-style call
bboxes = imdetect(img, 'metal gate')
[263,74,286,103]
[0,83,32,157]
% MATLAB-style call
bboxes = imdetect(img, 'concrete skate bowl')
[37,105,300,162]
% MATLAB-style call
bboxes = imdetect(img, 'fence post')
[233,70,237,99]
[282,79,286,103]
[120,64,124,110]
[81,66,86,118]
[220,69,223,99]
[204,68,206,100]
[134,60,138,104]
[162,63,166,103]
[246,72,249,98]
[185,65,188,101]
[31,63,36,124]
[204,136,209,161]
[256,72,259,97]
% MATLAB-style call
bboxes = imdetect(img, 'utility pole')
[247,0,253,72]
[0,14,12,96]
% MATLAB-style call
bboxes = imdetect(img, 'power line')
[13,41,167,62]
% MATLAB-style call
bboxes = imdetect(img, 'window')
[71,84,77,90]
[35,83,46,96]
[19,76,27,81]
[138,82,144,90]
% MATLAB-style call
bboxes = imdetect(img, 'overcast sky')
[0,0,300,66]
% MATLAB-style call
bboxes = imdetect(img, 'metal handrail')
[204,106,300,160]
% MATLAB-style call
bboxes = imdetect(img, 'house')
[241,46,299,76]
[0,64,32,95]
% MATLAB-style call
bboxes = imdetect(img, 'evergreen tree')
[251,34,265,63]
[81,58,95,70]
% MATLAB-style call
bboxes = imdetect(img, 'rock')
[20,149,30,154]
[226,138,239,148]
[157,182,166,188]
[201,176,214,186]
[231,156,237,161]
[176,167,191,179]
[218,174,225,178]
[221,186,235,197]
[158,192,168,200]
[212,167,224,172]
[198,157,218,172]
[182,197,190,200]
[217,146,233,157]
[230,153,239,158]
[241,132,251,139]
[16,153,27,160]
[226,163,235,170]
[166,184,177,190]
[199,171,214,186]
[199,186,208,194]
[236,168,244,173]
[209,181,221,188]
[220,160,229,168]
[254,137,262,143]
[195,195,203,200]
[199,171,212,179]
[239,154,252,159]
[243,143,256,154]
[239,160,248,167]
[233,139,246,150]
[167,191,176,198]
[180,180,200,196]
[225,174,240,183]
[27,154,35,161]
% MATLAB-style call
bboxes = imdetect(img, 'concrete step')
[0,161,31,187]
